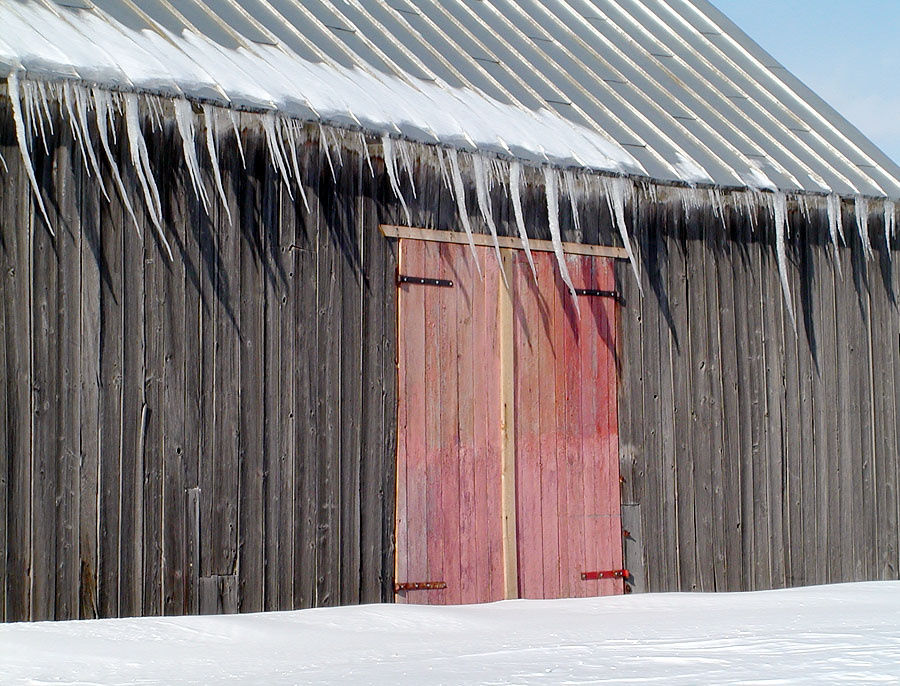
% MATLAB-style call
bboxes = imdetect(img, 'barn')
[2,0,900,622]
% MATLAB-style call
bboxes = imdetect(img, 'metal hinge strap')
[581,569,630,581]
[394,581,447,592]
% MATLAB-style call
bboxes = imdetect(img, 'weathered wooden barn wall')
[617,198,900,593]
[0,97,401,622]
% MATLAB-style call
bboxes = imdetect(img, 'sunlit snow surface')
[2,583,900,685]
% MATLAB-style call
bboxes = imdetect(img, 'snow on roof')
[1,0,899,198]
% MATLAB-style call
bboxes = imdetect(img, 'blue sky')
[712,0,900,164]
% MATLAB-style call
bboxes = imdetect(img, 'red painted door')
[395,239,621,604]
[511,250,623,598]
[395,239,505,604]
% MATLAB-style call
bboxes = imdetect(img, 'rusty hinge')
[398,273,454,288]
[394,581,447,592]
[581,569,630,581]
[575,288,623,304]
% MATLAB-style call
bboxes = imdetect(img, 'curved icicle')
[124,93,172,260]
[262,112,293,201]
[72,85,109,201]
[563,170,582,239]
[383,136,412,227]
[472,155,506,286]
[603,175,642,295]
[510,161,537,280]
[544,166,578,311]
[774,192,797,332]
[284,121,311,214]
[202,104,232,225]
[448,148,482,277]
[8,72,52,233]
[174,97,209,211]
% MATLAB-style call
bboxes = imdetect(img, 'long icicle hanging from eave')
[509,161,537,280]
[602,175,643,295]
[773,191,797,332]
[7,70,52,232]
[544,166,579,311]
[447,147,483,278]
[472,155,507,287]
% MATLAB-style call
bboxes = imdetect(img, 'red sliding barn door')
[511,251,623,598]
[395,239,505,605]
[395,238,622,604]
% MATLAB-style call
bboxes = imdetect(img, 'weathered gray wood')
[237,128,266,614]
[57,124,82,620]
[78,112,102,620]
[293,131,320,610]
[30,115,60,620]
[621,504,644,594]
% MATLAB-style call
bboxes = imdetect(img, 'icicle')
[92,88,140,233]
[71,86,109,200]
[855,195,873,260]
[437,147,454,197]
[383,136,412,226]
[24,81,50,156]
[825,193,843,276]
[0,150,7,174]
[603,175,643,295]
[228,110,246,169]
[262,112,294,200]
[8,72,52,232]
[563,170,582,240]
[544,167,579,311]
[472,156,506,285]
[773,192,797,332]
[60,83,88,171]
[509,161,537,280]
[199,104,232,225]
[124,93,172,259]
[174,98,209,211]
[319,124,337,184]
[327,126,343,169]
[448,148,481,276]
[885,200,896,257]
[397,140,417,199]
[284,121,311,214]
[359,132,374,178]
[35,80,54,136]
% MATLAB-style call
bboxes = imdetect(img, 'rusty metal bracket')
[575,288,623,304]
[398,272,454,288]
[394,581,447,592]
[581,569,630,581]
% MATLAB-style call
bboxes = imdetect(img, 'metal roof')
[2,0,898,197]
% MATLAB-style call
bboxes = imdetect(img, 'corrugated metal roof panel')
[2,0,897,198]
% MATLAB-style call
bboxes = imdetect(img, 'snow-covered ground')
[2,582,899,685]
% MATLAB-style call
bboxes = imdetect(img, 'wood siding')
[618,200,900,592]
[0,102,399,621]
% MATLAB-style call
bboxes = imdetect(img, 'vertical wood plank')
[499,249,518,599]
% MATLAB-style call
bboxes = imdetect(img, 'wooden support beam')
[499,249,519,599]
[380,225,628,260]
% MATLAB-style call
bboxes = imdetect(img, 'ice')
[884,199,895,253]
[228,109,246,169]
[202,104,232,225]
[7,72,51,232]
[563,170,582,240]
[261,111,293,201]
[437,147,453,195]
[320,124,337,184]
[602,175,642,294]
[472,155,505,282]
[855,195,873,260]
[124,93,172,259]
[93,87,140,234]
[826,193,843,276]
[72,84,109,200]
[25,79,49,156]
[397,139,416,199]
[359,132,374,178]
[543,166,578,308]
[174,97,209,211]
[773,192,796,331]
[284,120,311,214]
[0,149,6,174]
[383,136,412,227]
[448,148,481,276]
[509,161,537,280]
